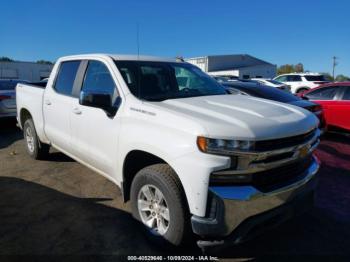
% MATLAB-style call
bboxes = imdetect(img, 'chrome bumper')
[191,155,319,239]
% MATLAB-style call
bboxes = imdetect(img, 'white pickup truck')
[16,54,320,249]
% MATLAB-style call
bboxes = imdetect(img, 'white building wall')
[238,64,277,79]
[186,57,208,72]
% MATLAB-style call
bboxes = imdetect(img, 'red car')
[299,82,350,133]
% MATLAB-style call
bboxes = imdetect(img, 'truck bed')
[16,83,46,141]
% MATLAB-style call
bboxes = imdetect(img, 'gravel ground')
[0,118,350,260]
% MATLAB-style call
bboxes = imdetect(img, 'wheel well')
[296,87,309,93]
[20,108,32,127]
[122,150,166,202]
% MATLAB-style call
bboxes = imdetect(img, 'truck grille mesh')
[255,129,316,152]
[252,156,313,192]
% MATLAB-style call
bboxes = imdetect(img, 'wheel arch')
[121,150,186,204]
[19,108,33,128]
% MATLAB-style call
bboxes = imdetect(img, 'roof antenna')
[136,22,141,99]
[137,22,140,60]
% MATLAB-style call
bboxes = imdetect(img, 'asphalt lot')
[0,118,350,260]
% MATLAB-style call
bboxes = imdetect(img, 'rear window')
[54,61,81,96]
[304,75,326,81]
[306,86,340,100]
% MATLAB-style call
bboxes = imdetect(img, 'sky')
[1,0,349,75]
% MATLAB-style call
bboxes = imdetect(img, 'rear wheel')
[130,164,190,246]
[23,118,50,159]
[296,87,309,94]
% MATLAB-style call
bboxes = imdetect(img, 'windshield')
[247,85,298,102]
[115,61,227,101]
[224,83,298,103]
[267,79,284,85]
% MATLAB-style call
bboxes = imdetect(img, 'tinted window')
[115,61,226,101]
[304,75,326,81]
[342,87,350,100]
[224,83,298,103]
[275,76,287,82]
[54,61,80,95]
[287,75,302,82]
[82,61,116,95]
[306,86,340,100]
[267,79,284,85]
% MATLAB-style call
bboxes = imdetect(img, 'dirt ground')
[1,118,350,260]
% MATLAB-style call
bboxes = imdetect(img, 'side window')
[54,61,81,96]
[287,75,302,82]
[306,86,340,100]
[82,61,116,95]
[342,87,350,100]
[275,76,287,82]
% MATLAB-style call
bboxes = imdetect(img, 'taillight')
[0,95,11,101]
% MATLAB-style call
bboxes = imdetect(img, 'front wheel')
[23,118,50,159]
[130,164,190,246]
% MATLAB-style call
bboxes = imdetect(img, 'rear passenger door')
[286,75,303,90]
[43,60,81,152]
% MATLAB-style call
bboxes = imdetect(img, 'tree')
[294,63,304,73]
[335,74,350,82]
[0,56,14,62]
[36,60,53,65]
[321,72,334,81]
[277,63,304,75]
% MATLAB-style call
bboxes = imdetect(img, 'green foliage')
[277,63,304,75]
[321,72,334,81]
[36,60,53,65]
[335,74,350,82]
[0,56,14,62]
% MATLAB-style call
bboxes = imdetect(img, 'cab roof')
[60,53,178,63]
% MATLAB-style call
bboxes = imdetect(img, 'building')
[186,54,277,79]
[0,61,53,82]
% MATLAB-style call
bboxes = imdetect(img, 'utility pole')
[332,56,338,81]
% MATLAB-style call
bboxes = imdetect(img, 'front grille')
[252,156,313,192]
[255,129,316,152]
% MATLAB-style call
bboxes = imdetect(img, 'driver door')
[70,60,121,176]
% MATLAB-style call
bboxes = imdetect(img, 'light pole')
[332,56,338,81]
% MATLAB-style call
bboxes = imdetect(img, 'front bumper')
[191,155,319,242]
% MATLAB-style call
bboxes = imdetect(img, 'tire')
[23,118,50,159]
[296,88,308,94]
[130,164,190,247]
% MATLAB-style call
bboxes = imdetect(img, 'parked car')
[251,78,291,93]
[0,79,28,118]
[223,81,324,129]
[16,54,320,249]
[212,75,239,83]
[274,73,330,94]
[299,82,350,133]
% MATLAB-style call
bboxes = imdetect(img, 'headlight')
[197,136,255,155]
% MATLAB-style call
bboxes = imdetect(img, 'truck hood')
[152,94,318,140]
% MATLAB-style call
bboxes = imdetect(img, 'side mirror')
[79,91,121,117]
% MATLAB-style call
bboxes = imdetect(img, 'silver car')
[0,79,27,118]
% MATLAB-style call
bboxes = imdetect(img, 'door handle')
[73,108,82,115]
[44,100,52,105]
